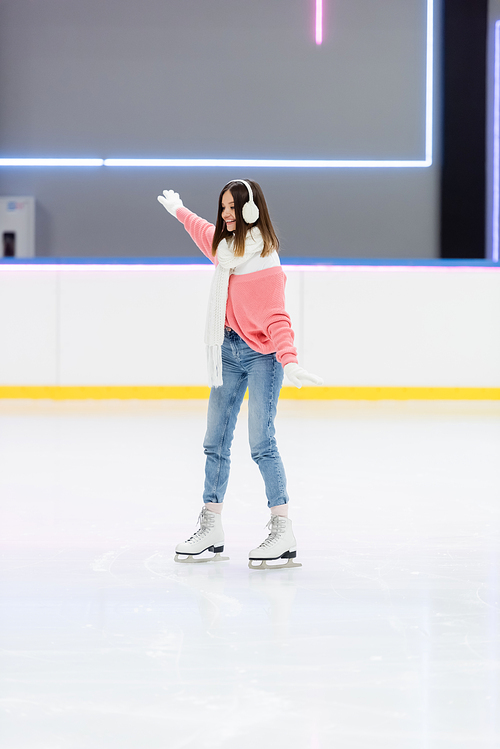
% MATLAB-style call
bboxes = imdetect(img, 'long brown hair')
[211,179,279,258]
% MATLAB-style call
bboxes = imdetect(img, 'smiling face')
[221,190,236,232]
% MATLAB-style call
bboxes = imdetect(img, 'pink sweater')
[176,206,298,366]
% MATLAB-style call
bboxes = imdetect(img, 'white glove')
[284,363,324,389]
[157,189,183,217]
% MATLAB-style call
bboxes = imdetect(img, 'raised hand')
[157,189,183,217]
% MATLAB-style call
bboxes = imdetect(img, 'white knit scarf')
[205,228,265,387]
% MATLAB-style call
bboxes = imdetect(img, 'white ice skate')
[248,516,302,570]
[174,507,228,564]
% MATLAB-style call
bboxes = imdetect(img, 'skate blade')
[174,552,229,564]
[248,558,302,570]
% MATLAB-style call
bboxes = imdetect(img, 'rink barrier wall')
[1,261,499,392]
[0,386,499,400]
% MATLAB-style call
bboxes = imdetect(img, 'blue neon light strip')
[0,257,498,268]
[0,0,434,170]
[493,21,500,262]
[425,0,434,164]
[0,159,104,167]
[103,158,430,168]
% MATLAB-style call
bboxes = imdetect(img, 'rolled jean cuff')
[268,497,288,508]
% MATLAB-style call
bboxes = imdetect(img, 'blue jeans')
[203,328,289,508]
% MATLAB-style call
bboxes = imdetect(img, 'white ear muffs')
[232,179,260,224]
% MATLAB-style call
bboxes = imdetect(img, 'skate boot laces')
[257,516,286,549]
[184,507,215,544]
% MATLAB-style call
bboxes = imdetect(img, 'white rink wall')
[0,265,499,388]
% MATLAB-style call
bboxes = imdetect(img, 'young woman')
[158,179,322,569]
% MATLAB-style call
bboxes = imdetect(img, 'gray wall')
[0,0,440,259]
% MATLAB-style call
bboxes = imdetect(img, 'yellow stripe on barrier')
[280,386,500,400]
[0,386,210,400]
[0,386,499,400]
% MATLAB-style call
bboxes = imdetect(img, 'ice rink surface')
[1,398,499,748]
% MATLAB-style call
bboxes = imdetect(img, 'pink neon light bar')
[316,0,323,45]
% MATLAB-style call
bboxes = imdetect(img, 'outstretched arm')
[268,317,323,388]
[157,189,217,264]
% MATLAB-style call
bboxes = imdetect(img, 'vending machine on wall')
[0,197,35,258]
